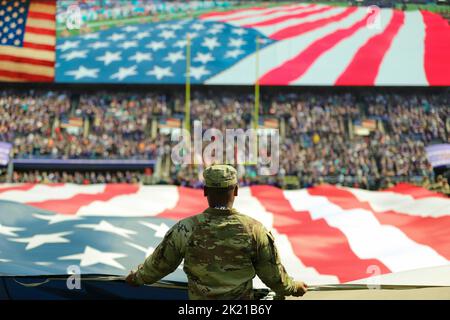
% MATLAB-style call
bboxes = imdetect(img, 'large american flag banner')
[0,183,449,286]
[0,0,56,82]
[55,2,450,86]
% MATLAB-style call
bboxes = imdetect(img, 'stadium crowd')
[0,89,449,192]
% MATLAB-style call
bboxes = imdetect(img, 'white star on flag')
[146,41,166,51]
[193,52,214,64]
[147,65,174,80]
[134,31,151,40]
[108,33,126,42]
[123,25,139,32]
[140,221,170,238]
[186,32,198,40]
[83,33,99,40]
[129,52,152,63]
[65,66,99,80]
[33,213,83,225]
[61,50,88,61]
[156,23,170,29]
[96,51,122,66]
[119,40,138,50]
[189,65,211,80]
[174,39,187,48]
[202,37,220,51]
[160,30,176,39]
[9,231,73,250]
[170,24,183,30]
[225,49,245,59]
[164,51,185,64]
[231,28,247,36]
[76,220,137,238]
[59,246,126,270]
[211,23,225,30]
[207,28,222,35]
[34,262,53,266]
[126,241,155,258]
[191,23,205,31]
[0,224,25,237]
[89,41,109,50]
[229,38,246,48]
[58,40,80,52]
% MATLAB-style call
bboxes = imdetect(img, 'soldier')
[125,164,307,299]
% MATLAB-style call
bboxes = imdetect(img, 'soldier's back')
[180,207,263,300]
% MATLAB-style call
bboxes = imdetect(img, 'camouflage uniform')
[130,165,301,300]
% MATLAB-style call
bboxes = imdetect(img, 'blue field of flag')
[55,19,274,84]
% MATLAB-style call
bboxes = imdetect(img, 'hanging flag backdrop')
[1,1,449,85]
[0,0,56,82]
[53,2,450,85]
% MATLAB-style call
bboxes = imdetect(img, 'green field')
[57,1,449,38]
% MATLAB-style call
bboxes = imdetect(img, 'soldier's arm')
[129,222,187,286]
[253,226,307,297]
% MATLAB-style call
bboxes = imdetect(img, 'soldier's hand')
[292,281,308,296]
[125,271,139,287]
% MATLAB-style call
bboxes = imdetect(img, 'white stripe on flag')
[76,185,179,217]
[284,189,448,272]
[206,8,366,85]
[345,188,450,217]
[226,5,326,26]
[0,184,106,203]
[0,184,25,190]
[219,4,307,23]
[234,188,340,285]
[202,5,296,21]
[293,8,394,85]
[255,7,346,37]
[376,11,427,85]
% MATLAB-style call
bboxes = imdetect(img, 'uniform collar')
[204,207,237,215]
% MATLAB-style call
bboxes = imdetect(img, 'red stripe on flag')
[32,0,56,6]
[421,10,450,86]
[22,42,55,52]
[0,69,53,82]
[220,4,312,22]
[335,10,405,86]
[384,183,446,199]
[0,184,35,194]
[27,11,54,21]
[25,26,55,36]
[200,7,266,19]
[0,54,54,67]
[26,184,139,215]
[251,185,389,282]
[243,6,332,28]
[157,187,205,220]
[374,212,450,260]
[270,7,357,40]
[260,13,371,85]
[308,185,450,260]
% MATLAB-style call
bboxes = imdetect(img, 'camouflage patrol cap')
[203,165,238,188]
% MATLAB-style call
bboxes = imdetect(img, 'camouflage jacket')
[133,207,298,300]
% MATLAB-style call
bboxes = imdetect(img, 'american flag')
[55,2,450,86]
[0,183,449,286]
[0,0,55,82]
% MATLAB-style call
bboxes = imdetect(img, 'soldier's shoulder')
[233,211,267,232]
[176,214,201,229]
